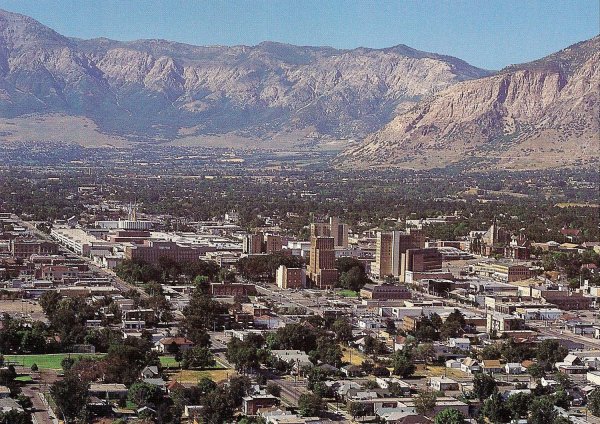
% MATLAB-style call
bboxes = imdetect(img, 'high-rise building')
[243,233,264,255]
[400,248,443,282]
[276,265,306,289]
[329,216,349,248]
[372,229,426,279]
[372,231,399,278]
[265,234,283,254]
[308,236,338,289]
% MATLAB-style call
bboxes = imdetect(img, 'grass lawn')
[4,354,102,370]
[15,375,33,382]
[341,346,366,366]
[337,289,358,298]
[159,356,180,368]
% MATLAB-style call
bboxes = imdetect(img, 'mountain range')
[338,36,599,170]
[0,9,597,170]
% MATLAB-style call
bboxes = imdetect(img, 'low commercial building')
[429,377,459,391]
[10,239,59,259]
[211,282,256,297]
[470,260,533,282]
[360,283,411,300]
[125,240,211,265]
[486,313,525,335]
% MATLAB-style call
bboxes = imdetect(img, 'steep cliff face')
[338,37,599,170]
[0,9,488,140]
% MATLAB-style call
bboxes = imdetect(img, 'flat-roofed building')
[243,233,264,255]
[10,239,59,259]
[276,265,306,289]
[470,260,533,282]
[308,236,337,289]
[360,283,411,300]
[125,240,209,265]
[400,248,443,282]
[265,234,283,254]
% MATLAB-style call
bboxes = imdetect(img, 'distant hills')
[337,36,599,170]
[0,9,487,141]
[0,9,597,171]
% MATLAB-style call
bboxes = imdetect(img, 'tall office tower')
[243,233,264,255]
[329,216,349,248]
[310,222,331,238]
[400,248,443,282]
[373,231,402,278]
[311,217,349,248]
[308,236,338,289]
[265,234,283,254]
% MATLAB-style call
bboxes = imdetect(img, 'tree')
[435,408,465,424]
[181,346,215,369]
[226,338,261,373]
[415,390,436,417]
[536,340,568,370]
[332,318,353,343]
[553,389,571,410]
[309,336,342,367]
[473,373,497,401]
[298,393,324,417]
[528,396,558,424]
[528,363,546,379]
[347,401,370,420]
[127,382,163,408]
[228,375,252,407]
[49,374,89,422]
[481,390,510,423]
[61,356,75,371]
[275,323,317,352]
[200,386,234,424]
[391,349,415,378]
[554,372,572,390]
[266,382,281,397]
[197,377,217,396]
[30,363,38,372]
[480,344,502,360]
[0,410,32,424]
[338,266,370,291]
[588,389,600,417]
[506,392,532,420]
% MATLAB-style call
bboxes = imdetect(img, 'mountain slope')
[0,9,489,141]
[338,36,599,170]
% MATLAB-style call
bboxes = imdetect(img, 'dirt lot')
[0,299,45,320]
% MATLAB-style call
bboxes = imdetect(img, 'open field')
[341,346,366,366]
[5,354,101,370]
[337,290,358,298]
[0,299,43,314]
[413,364,469,379]
[167,368,235,384]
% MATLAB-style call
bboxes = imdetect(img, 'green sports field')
[4,354,101,370]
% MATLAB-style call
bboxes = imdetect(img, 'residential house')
[482,360,504,374]
[243,395,279,415]
[155,337,194,353]
[460,357,481,374]
[429,377,459,392]
[505,363,524,375]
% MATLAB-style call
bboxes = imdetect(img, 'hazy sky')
[1,0,598,69]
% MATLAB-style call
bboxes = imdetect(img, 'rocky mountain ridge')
[0,9,488,141]
[338,36,599,170]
